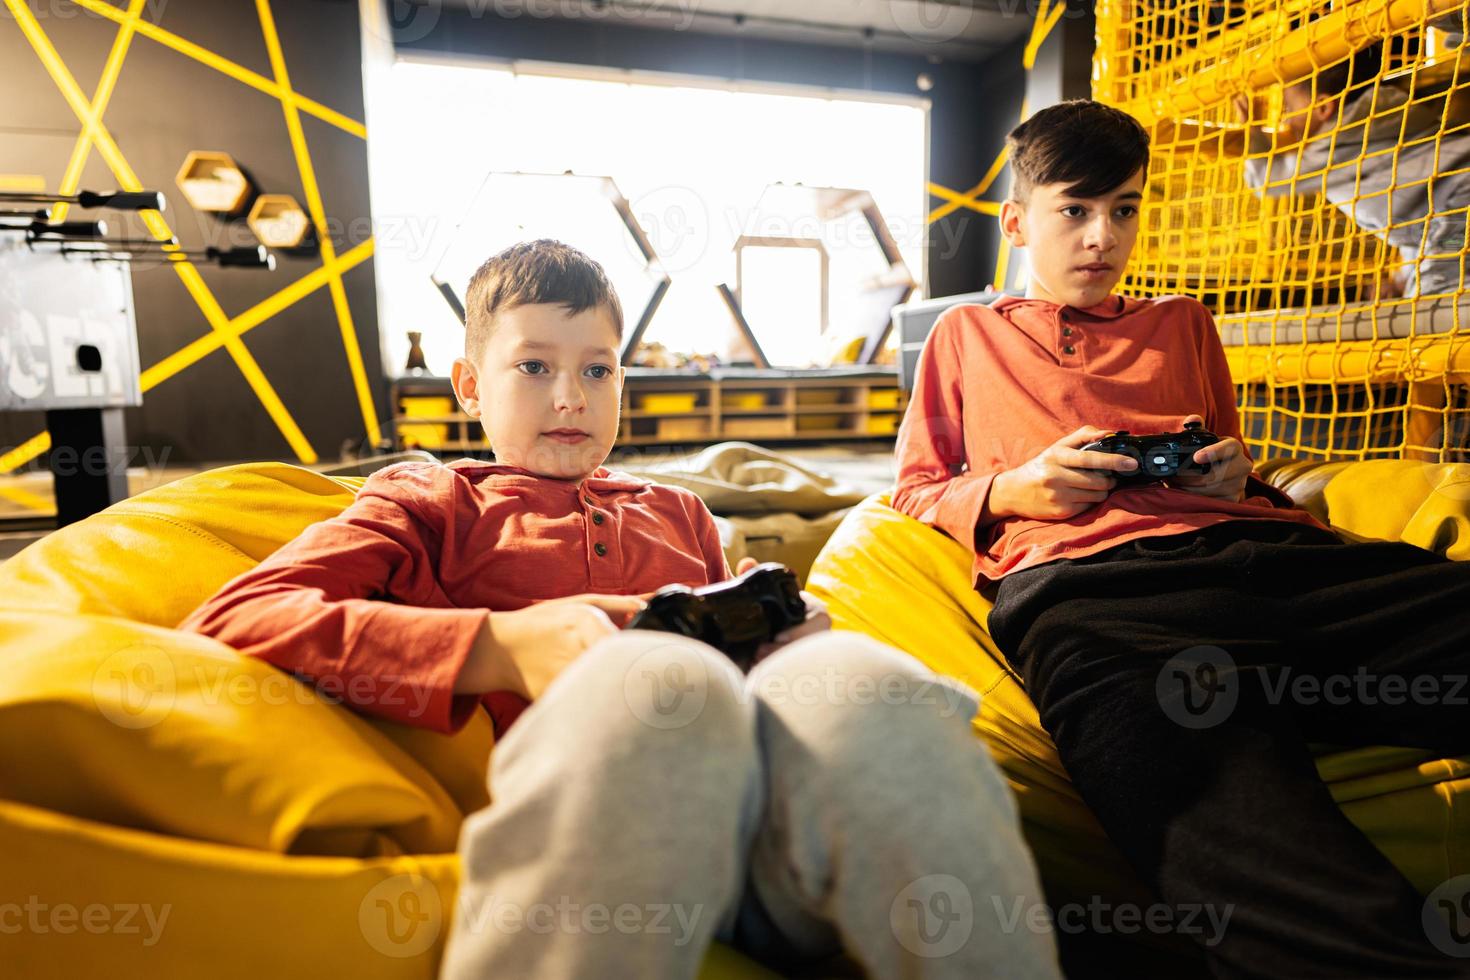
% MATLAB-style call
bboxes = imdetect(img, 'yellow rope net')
[1095,0,1470,462]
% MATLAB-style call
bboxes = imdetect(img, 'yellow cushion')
[0,610,483,857]
[0,797,776,979]
[807,460,1470,922]
[1256,456,1470,558]
[0,462,366,625]
[0,462,774,979]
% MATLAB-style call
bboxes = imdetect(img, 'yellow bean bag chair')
[807,457,1470,970]
[0,463,777,979]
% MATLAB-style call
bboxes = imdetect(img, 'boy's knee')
[748,631,980,750]
[748,633,1021,826]
[554,629,754,748]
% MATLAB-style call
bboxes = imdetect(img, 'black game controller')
[1081,420,1220,486]
[626,562,807,671]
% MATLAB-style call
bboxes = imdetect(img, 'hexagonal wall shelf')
[720,185,916,368]
[247,193,311,249]
[175,151,252,215]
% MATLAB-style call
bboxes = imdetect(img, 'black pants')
[987,519,1470,979]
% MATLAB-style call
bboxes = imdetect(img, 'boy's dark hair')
[463,239,624,361]
[1293,43,1383,102]
[1005,100,1151,203]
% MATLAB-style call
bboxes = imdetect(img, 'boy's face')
[999,167,1144,309]
[451,303,625,482]
[1280,83,1338,142]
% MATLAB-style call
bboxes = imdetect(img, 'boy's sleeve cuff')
[350,604,488,734]
[933,471,1000,547]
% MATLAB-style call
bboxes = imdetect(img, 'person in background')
[1236,15,1470,299]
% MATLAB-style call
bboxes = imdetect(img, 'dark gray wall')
[0,0,384,467]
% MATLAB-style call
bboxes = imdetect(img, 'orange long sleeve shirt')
[180,460,731,735]
[892,293,1332,588]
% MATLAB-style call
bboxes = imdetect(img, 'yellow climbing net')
[1095,0,1470,461]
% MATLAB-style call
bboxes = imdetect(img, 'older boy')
[1236,18,1470,298]
[895,100,1470,977]
[182,241,1062,978]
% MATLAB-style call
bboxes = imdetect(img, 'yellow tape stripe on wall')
[1,0,386,474]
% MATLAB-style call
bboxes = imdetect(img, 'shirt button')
[583,496,594,507]
[1063,345,1076,355]
[594,542,607,557]
[592,512,605,525]
[1062,327,1074,337]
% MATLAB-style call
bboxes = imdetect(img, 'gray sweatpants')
[439,629,1062,979]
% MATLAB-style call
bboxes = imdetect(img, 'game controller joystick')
[625,562,807,671]
[1080,420,1220,486]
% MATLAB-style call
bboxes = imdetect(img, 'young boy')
[181,240,1062,978]
[894,100,1470,977]
[1236,17,1470,298]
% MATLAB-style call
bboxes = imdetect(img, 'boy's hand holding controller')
[989,417,1250,524]
[453,559,833,698]
[456,594,647,699]
[987,426,1143,521]
[1164,414,1251,502]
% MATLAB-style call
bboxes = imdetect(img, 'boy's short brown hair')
[463,239,624,361]
[1005,99,1151,203]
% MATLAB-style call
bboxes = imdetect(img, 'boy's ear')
[450,357,481,418]
[999,199,1028,248]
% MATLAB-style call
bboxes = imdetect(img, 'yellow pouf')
[0,462,777,980]
[806,457,1470,968]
